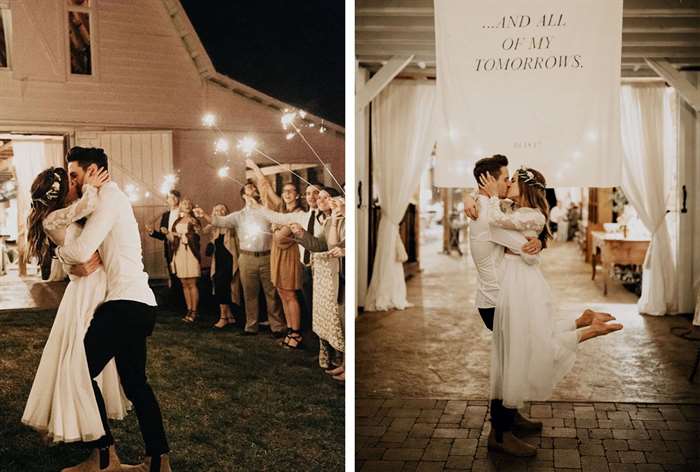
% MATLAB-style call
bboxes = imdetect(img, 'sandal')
[182,311,197,323]
[281,328,293,347]
[284,329,303,350]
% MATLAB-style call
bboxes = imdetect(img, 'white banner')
[434,0,623,188]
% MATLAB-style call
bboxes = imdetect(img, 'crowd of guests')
[145,161,346,382]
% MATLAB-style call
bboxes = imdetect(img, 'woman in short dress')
[249,160,306,349]
[168,198,202,322]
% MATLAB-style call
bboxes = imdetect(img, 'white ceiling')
[356,0,700,78]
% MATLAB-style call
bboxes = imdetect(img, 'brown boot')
[121,454,172,472]
[487,429,537,457]
[60,446,122,472]
[513,410,543,432]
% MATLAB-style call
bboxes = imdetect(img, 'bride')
[22,166,130,444]
[478,167,623,412]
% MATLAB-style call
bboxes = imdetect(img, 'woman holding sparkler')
[167,198,202,322]
[248,160,306,349]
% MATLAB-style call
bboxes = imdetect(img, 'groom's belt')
[240,249,271,257]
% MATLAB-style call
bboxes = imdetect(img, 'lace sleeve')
[43,184,99,233]
[487,196,545,233]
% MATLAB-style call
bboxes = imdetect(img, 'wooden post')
[442,188,451,253]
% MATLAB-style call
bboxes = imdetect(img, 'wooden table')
[591,231,650,296]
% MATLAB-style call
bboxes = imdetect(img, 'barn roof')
[162,0,344,136]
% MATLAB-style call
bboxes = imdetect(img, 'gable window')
[67,0,92,75]
[0,6,11,69]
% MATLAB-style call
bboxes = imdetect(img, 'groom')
[56,147,171,472]
[465,154,545,456]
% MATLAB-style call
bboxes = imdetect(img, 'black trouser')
[300,265,313,332]
[478,307,516,437]
[84,300,169,456]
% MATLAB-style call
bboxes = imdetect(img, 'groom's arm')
[56,187,119,264]
[489,227,540,264]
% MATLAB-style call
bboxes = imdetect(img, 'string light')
[217,166,230,178]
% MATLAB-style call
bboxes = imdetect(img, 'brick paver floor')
[356,399,700,471]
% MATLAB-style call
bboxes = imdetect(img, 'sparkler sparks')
[202,113,216,128]
[215,137,230,154]
[281,111,297,129]
[237,137,258,156]
[125,183,140,203]
[217,166,230,178]
[160,174,178,195]
[285,132,295,140]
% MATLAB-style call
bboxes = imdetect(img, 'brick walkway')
[356,399,700,471]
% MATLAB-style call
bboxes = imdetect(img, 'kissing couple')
[464,154,623,456]
[22,146,172,471]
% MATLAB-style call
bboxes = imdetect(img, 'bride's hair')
[27,167,70,263]
[515,167,552,241]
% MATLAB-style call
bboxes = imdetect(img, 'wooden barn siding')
[76,130,173,278]
[1,0,345,276]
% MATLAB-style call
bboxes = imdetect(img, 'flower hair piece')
[31,170,62,208]
[516,165,546,190]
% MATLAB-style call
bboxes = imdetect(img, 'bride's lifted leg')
[578,318,623,343]
[575,308,615,328]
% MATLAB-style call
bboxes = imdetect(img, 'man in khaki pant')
[195,184,285,336]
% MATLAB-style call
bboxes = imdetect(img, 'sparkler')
[124,183,140,203]
[236,137,315,188]
[217,165,245,186]
[160,173,178,195]
[202,113,217,128]
[215,137,230,154]
[280,112,343,193]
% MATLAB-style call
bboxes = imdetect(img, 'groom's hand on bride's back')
[522,237,542,255]
[68,251,102,277]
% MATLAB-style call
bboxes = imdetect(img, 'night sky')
[181,1,345,126]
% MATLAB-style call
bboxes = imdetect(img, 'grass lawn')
[0,308,344,471]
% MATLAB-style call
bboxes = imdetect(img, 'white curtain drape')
[620,84,678,316]
[364,82,436,312]
[12,139,64,274]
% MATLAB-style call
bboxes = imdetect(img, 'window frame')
[0,2,12,71]
[65,0,98,81]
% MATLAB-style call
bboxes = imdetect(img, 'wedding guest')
[247,160,306,348]
[146,189,183,307]
[167,198,202,322]
[195,182,286,337]
[290,188,345,379]
[204,203,242,329]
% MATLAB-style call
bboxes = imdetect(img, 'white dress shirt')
[211,206,272,253]
[256,206,323,263]
[468,195,538,309]
[167,208,179,231]
[57,182,156,306]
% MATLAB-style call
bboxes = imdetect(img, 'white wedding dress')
[22,184,130,443]
[486,196,579,409]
